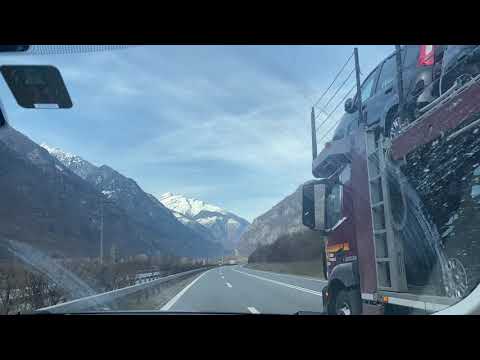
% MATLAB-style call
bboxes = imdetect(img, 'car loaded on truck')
[302,45,480,315]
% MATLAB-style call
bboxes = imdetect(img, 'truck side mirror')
[344,98,356,114]
[302,182,326,232]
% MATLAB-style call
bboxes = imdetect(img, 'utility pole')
[395,45,405,127]
[354,48,363,126]
[100,199,104,265]
[311,107,317,160]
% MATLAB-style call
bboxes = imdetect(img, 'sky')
[0,45,393,222]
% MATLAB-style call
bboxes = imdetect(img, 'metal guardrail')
[34,266,213,313]
[134,272,165,284]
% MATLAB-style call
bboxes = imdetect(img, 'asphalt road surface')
[159,265,327,314]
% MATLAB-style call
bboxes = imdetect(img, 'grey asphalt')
[159,265,327,314]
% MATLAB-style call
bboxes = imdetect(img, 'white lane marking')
[242,266,327,283]
[160,270,211,311]
[226,282,232,288]
[248,306,260,314]
[233,269,323,296]
[221,275,225,279]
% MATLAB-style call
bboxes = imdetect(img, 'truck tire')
[334,288,362,315]
[384,107,414,139]
[385,114,402,139]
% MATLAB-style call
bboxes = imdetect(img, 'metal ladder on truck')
[365,129,408,293]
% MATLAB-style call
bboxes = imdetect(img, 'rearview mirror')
[0,65,72,109]
[344,98,355,114]
[302,181,326,232]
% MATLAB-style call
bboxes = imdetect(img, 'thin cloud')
[0,45,392,221]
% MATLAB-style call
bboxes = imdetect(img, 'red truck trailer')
[302,46,480,314]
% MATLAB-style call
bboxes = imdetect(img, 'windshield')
[0,45,478,315]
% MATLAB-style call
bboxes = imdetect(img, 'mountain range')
[0,123,317,271]
[0,126,250,260]
[159,192,250,252]
[237,186,306,256]
[41,139,250,256]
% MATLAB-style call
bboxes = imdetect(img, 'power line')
[315,69,355,121]
[312,51,354,108]
[317,90,356,144]
[320,67,355,112]
[315,105,330,118]
[315,83,356,133]
[317,117,342,144]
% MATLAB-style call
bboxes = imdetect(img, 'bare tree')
[108,264,124,290]
[0,265,18,315]
[24,271,48,311]
[45,280,66,306]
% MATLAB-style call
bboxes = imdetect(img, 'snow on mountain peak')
[41,143,74,160]
[41,143,96,180]
[159,192,227,218]
[159,192,250,250]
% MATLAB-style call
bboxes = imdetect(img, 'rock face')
[159,193,250,252]
[40,144,97,180]
[0,126,223,260]
[238,187,306,256]
[0,127,144,259]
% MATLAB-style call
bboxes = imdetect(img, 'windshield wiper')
[0,45,29,52]
[294,311,327,315]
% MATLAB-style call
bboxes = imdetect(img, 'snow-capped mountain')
[41,143,223,257]
[159,192,226,218]
[159,193,250,251]
[0,127,171,258]
[168,209,218,244]
[40,143,97,180]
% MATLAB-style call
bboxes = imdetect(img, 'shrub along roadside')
[248,229,325,263]
[0,254,210,314]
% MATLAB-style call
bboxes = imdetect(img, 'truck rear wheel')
[385,107,414,139]
[334,289,362,315]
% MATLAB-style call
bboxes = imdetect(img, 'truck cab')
[303,119,372,315]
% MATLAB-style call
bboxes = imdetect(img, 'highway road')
[159,265,327,314]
